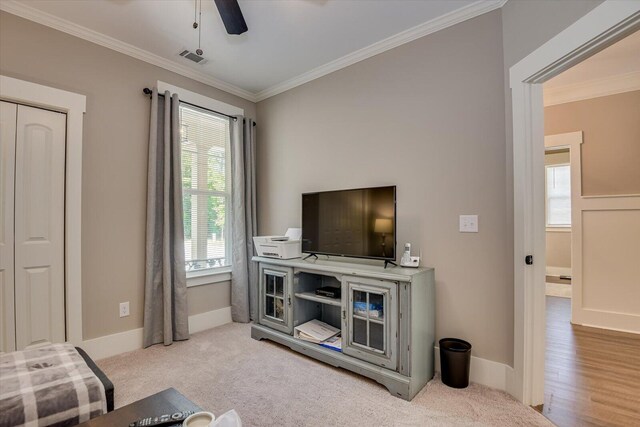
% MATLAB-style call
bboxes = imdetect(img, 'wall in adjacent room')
[0,11,256,340]
[544,91,640,332]
[545,91,640,196]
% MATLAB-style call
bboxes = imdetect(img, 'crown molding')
[544,71,640,106]
[1,0,508,104]
[254,0,507,101]
[0,0,257,102]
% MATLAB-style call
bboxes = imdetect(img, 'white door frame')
[508,2,640,406]
[0,75,86,346]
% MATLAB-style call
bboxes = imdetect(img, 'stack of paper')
[294,319,340,344]
[319,335,342,352]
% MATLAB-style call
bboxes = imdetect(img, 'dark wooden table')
[78,388,202,427]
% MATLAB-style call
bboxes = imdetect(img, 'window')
[546,164,571,227]
[180,103,231,273]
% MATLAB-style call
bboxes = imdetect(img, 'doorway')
[538,31,640,424]
[508,0,640,409]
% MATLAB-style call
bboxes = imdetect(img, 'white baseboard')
[80,306,232,361]
[545,266,572,277]
[434,346,510,392]
[188,306,232,334]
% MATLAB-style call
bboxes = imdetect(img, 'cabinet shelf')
[255,257,435,401]
[294,292,342,307]
[352,314,385,324]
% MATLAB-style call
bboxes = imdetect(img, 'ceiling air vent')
[178,49,208,65]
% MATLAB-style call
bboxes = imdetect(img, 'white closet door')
[0,101,17,352]
[14,104,66,349]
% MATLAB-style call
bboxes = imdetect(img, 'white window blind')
[179,103,232,272]
[546,164,571,227]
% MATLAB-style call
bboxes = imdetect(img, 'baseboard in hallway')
[545,282,571,298]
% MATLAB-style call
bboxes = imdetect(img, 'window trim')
[187,267,232,288]
[545,162,571,229]
[157,81,244,117]
[159,81,244,281]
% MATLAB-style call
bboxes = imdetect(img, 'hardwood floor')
[544,296,640,426]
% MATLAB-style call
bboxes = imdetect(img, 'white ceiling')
[546,29,640,88]
[7,0,497,100]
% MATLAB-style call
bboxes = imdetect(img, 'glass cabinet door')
[259,266,293,334]
[264,272,286,321]
[343,277,397,370]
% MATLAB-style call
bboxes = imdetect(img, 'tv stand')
[302,253,318,261]
[384,260,397,269]
[251,256,435,401]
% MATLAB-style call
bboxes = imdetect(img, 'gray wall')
[1,0,608,367]
[257,11,512,364]
[500,0,603,327]
[258,1,606,366]
[0,11,256,340]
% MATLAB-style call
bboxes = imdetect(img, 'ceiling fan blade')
[214,0,248,35]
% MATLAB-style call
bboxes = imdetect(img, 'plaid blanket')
[0,343,107,427]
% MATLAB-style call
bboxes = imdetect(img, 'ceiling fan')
[187,0,247,58]
[214,0,248,35]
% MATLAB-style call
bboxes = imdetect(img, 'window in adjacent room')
[545,164,571,227]
[179,103,231,273]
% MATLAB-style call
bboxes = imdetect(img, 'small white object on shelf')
[294,319,340,344]
[400,242,421,268]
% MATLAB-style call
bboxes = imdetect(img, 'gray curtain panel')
[231,117,258,322]
[143,88,189,347]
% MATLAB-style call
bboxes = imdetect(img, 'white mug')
[183,411,216,427]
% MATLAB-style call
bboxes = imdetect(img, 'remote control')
[129,410,195,427]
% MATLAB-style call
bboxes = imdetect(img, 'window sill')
[546,227,571,233]
[186,266,232,288]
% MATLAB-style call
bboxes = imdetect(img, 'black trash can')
[439,338,472,388]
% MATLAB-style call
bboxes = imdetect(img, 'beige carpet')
[98,323,551,426]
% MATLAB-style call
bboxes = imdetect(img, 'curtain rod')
[143,88,255,126]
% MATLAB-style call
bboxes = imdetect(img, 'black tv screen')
[302,186,396,261]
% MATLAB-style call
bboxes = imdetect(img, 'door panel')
[14,105,66,349]
[0,101,17,352]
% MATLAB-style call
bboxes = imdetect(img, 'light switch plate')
[459,215,479,233]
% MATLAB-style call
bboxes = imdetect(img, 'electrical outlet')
[119,301,130,318]
[459,215,479,233]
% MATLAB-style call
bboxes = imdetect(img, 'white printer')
[253,228,302,259]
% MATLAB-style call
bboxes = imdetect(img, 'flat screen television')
[302,186,396,261]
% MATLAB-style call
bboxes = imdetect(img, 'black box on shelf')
[315,286,341,299]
